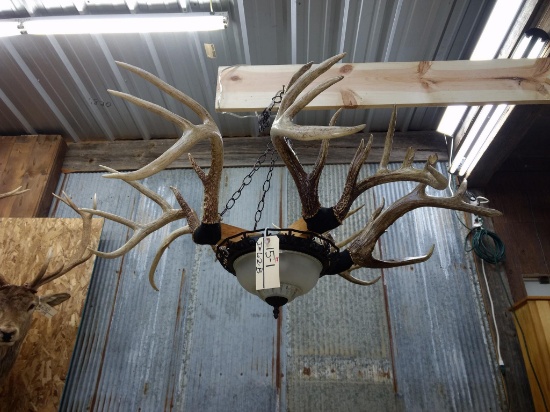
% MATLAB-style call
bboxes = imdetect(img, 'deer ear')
[40,293,71,307]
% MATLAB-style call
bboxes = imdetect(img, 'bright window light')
[11,12,227,35]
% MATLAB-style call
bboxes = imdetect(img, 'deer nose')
[0,327,18,342]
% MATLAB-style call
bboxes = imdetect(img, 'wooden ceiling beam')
[216,58,550,112]
[62,132,447,173]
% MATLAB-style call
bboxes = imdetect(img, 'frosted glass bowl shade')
[233,250,323,303]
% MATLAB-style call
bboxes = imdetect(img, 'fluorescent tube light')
[460,104,509,176]
[7,12,227,36]
[0,21,19,37]
[437,105,467,136]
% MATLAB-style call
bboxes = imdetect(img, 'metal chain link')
[254,146,278,230]
[219,88,285,225]
[219,142,277,218]
[258,86,285,133]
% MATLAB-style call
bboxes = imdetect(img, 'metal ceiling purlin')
[0,87,36,133]
[94,35,152,140]
[2,38,81,141]
[47,36,115,140]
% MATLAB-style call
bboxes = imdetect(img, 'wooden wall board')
[485,171,550,301]
[512,298,550,412]
[468,105,550,188]
[0,136,67,217]
[0,217,103,412]
[216,58,550,112]
[62,132,448,173]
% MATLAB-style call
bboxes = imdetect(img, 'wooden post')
[0,135,67,217]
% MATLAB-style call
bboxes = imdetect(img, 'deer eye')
[27,303,36,311]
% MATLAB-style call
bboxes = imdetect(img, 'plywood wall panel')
[0,217,103,412]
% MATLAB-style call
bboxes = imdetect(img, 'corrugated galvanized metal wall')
[51,164,503,411]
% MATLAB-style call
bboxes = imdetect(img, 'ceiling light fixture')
[0,12,227,37]
[438,0,548,177]
[448,35,547,177]
[0,21,19,37]
[64,54,501,319]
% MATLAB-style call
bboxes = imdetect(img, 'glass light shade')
[233,250,323,304]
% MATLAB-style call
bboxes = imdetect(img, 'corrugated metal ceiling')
[0,0,498,142]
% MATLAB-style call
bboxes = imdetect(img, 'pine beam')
[216,58,550,112]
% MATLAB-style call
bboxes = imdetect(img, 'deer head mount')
[68,53,501,318]
[0,192,95,379]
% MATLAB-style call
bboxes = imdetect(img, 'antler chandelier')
[72,53,501,318]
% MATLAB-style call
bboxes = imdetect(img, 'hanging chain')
[258,85,285,133]
[220,88,285,224]
[254,146,277,230]
[219,142,274,218]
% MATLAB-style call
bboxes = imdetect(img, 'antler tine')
[344,180,502,270]
[379,106,397,170]
[277,53,345,115]
[27,248,53,289]
[148,225,193,291]
[108,90,194,129]
[272,53,366,141]
[104,62,223,184]
[29,192,96,288]
[0,186,29,199]
[331,107,449,223]
[100,166,175,212]
[114,61,214,124]
[286,61,314,91]
[332,136,373,222]
[338,266,382,286]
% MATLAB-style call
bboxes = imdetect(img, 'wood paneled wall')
[485,171,550,302]
[0,135,66,217]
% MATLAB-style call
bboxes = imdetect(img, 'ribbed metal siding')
[285,163,503,411]
[285,164,403,411]
[373,163,503,411]
[52,163,502,410]
[52,168,283,411]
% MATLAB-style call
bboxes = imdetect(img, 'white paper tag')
[36,301,58,318]
[256,235,280,290]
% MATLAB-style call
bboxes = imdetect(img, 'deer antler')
[271,53,366,221]
[332,107,448,223]
[267,54,502,279]
[344,180,500,269]
[104,61,223,229]
[78,166,198,259]
[27,192,96,289]
[0,186,29,199]
[62,63,237,289]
